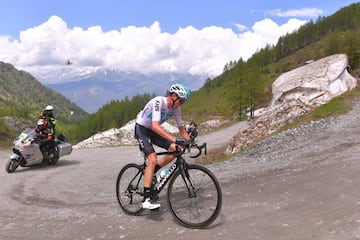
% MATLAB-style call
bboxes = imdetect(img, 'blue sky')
[1,0,356,37]
[0,0,357,80]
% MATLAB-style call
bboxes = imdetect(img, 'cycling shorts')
[134,123,173,157]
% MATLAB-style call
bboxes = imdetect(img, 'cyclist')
[135,83,191,209]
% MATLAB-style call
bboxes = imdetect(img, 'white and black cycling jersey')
[136,96,183,129]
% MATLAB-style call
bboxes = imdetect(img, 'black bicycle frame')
[137,143,206,197]
[153,153,187,193]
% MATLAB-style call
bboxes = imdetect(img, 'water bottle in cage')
[157,168,169,183]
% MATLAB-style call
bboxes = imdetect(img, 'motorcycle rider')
[35,105,56,164]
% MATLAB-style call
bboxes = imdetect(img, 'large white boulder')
[271,53,356,109]
[228,54,358,154]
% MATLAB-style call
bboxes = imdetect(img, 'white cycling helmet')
[169,83,190,100]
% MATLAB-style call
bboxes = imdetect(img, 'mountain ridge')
[31,67,209,113]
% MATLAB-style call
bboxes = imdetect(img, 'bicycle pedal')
[150,208,160,212]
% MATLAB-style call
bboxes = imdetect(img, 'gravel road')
[1,102,360,240]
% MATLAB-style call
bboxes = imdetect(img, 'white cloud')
[231,23,248,32]
[234,18,306,61]
[0,15,306,78]
[268,8,323,18]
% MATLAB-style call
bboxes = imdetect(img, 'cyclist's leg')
[134,123,161,209]
[143,152,157,190]
[158,153,175,167]
[152,137,176,167]
[142,152,161,209]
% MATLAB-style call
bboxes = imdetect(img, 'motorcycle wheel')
[6,159,19,173]
[49,157,59,165]
[49,147,59,165]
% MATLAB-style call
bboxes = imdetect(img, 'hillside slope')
[0,62,88,145]
[0,62,87,120]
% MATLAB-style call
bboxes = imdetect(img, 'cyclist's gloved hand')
[175,138,189,147]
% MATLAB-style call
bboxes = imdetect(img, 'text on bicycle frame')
[157,163,177,190]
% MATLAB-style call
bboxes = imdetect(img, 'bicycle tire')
[167,164,222,228]
[116,163,144,215]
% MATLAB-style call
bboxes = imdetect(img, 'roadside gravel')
[212,99,360,183]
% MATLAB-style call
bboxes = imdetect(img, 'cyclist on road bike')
[134,83,191,210]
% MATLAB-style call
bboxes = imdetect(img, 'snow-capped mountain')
[24,66,208,113]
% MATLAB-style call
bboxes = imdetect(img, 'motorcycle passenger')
[36,105,56,164]
[134,83,191,210]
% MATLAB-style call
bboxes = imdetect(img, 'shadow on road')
[137,202,225,229]
[9,159,81,173]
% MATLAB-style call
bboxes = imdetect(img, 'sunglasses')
[179,98,186,104]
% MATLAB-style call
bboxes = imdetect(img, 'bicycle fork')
[179,163,197,198]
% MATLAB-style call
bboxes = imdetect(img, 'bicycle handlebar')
[189,142,207,158]
[156,142,207,158]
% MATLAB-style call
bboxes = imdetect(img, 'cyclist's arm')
[178,125,190,141]
[174,108,190,141]
[151,121,177,142]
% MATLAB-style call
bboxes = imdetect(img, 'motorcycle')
[5,128,72,173]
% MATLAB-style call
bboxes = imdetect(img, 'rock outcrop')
[226,54,358,154]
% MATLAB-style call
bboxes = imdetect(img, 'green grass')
[182,84,233,123]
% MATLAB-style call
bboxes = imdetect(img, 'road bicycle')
[116,142,222,228]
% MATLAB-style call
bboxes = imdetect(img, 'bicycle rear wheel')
[167,164,222,228]
[116,163,144,215]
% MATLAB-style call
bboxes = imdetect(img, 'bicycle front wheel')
[116,163,144,215]
[167,164,222,228]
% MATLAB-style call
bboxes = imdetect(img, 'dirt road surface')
[1,104,360,240]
